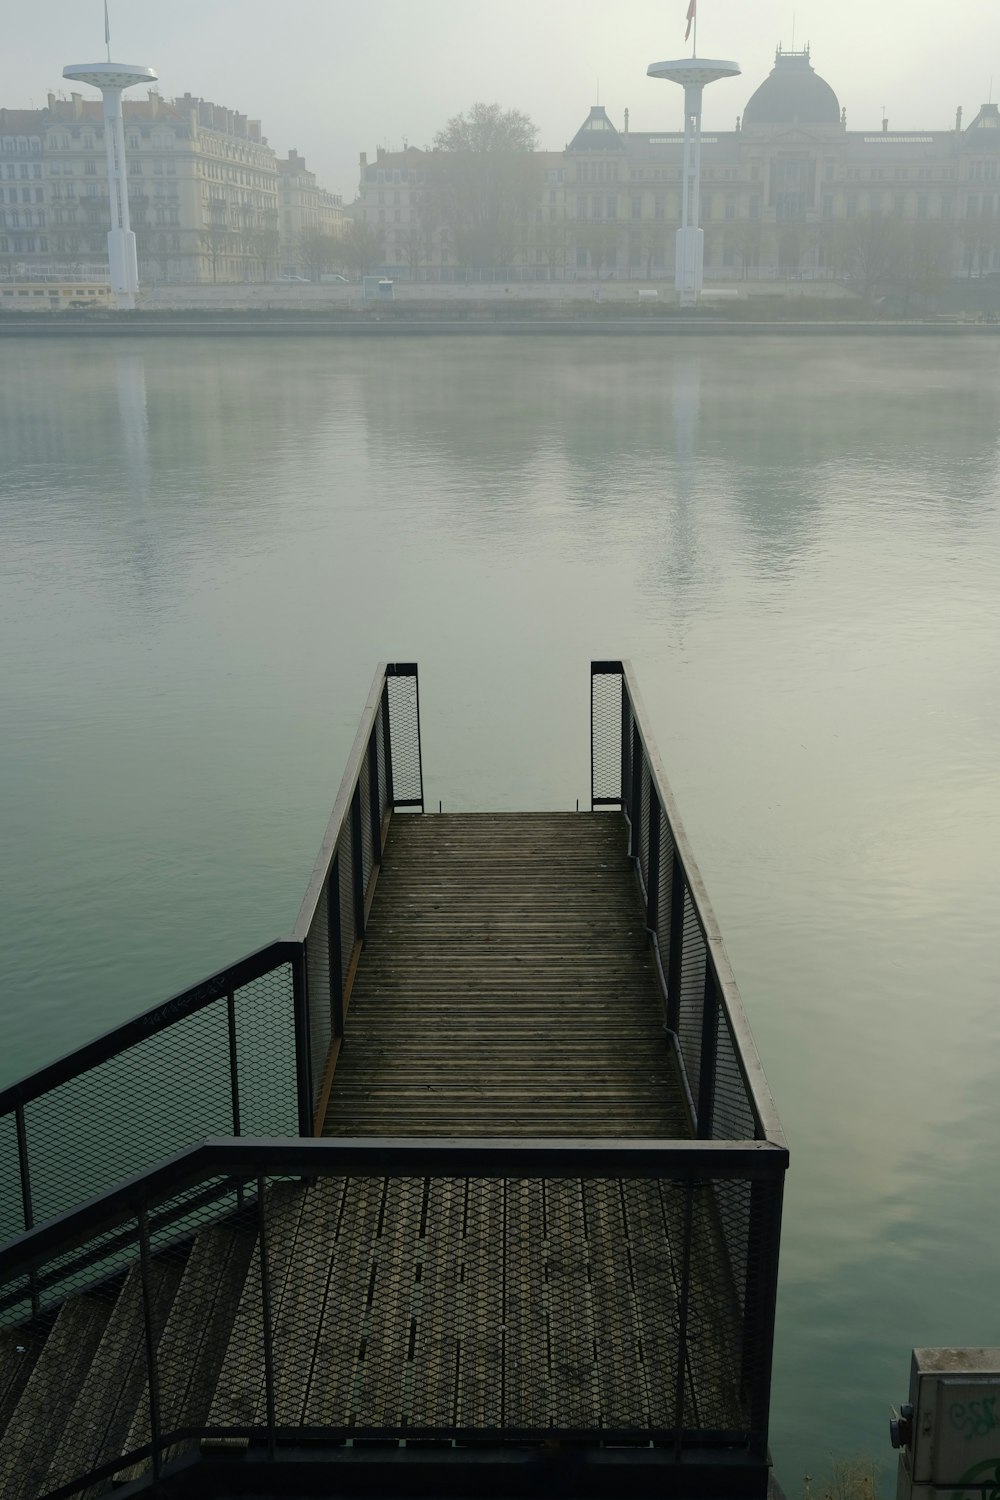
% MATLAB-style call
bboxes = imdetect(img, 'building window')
[822,194,833,219]
[916,194,928,218]
[725,194,736,220]
[631,195,642,219]
[846,194,857,218]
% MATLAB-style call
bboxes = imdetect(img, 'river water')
[2,333,999,1487]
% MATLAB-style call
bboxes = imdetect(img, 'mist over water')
[2,334,999,1487]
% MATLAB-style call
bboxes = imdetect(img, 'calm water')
[2,334,999,1487]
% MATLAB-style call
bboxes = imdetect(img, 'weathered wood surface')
[324,813,687,1138]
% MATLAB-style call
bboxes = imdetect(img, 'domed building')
[742,46,842,132]
[352,44,1000,289]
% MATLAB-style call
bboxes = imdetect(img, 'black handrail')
[0,941,299,1117]
[0,1134,787,1299]
[590,660,785,1148]
[0,663,425,1248]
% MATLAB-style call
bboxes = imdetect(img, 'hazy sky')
[6,2,1000,200]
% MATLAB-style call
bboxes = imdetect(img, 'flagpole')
[693,5,698,57]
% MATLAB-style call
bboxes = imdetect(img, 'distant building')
[277,150,345,277]
[355,46,1000,283]
[0,91,342,285]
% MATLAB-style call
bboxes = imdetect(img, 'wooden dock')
[0,661,786,1499]
[324,812,688,1139]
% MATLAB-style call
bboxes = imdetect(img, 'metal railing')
[0,664,423,1251]
[0,659,785,1494]
[591,661,784,1146]
[0,1135,786,1495]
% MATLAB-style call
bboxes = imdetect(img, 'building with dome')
[357,44,1000,290]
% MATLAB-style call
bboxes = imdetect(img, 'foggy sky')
[6,1,1000,202]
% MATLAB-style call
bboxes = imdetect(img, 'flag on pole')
[685,0,696,41]
[104,1,111,46]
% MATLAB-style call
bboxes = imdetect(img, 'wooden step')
[0,1321,47,1443]
[0,1291,115,1500]
[117,1219,256,1483]
[42,1256,183,1496]
[207,1181,308,1438]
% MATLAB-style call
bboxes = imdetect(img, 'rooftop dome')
[743,46,840,128]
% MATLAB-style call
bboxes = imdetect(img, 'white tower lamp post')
[648,15,739,307]
[62,59,157,310]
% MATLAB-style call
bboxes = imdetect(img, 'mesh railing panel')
[7,960,296,1241]
[231,968,299,1139]
[376,697,389,821]
[677,889,708,1119]
[386,672,422,806]
[359,755,375,899]
[638,757,652,893]
[686,1179,749,1432]
[0,1158,778,1497]
[591,670,623,804]
[21,1009,232,1230]
[0,1113,22,1251]
[657,817,675,954]
[622,699,635,824]
[711,1007,759,1142]
[337,826,354,990]
[305,880,332,1108]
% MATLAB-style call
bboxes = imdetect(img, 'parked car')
[320,273,350,283]
[277,275,310,283]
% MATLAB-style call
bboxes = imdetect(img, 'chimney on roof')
[956,105,963,132]
[360,151,367,168]
[47,91,56,109]
[624,107,629,134]
[149,89,159,117]
[72,91,83,119]
[882,114,889,133]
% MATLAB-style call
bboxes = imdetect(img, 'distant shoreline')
[2,316,999,338]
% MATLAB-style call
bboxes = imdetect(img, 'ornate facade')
[356,48,1000,283]
[0,90,315,284]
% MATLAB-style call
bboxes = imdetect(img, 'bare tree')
[422,102,542,269]
[298,228,339,280]
[338,221,385,278]
[200,227,233,284]
[826,213,909,301]
[572,221,621,280]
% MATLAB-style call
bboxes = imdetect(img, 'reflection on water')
[1,335,999,1489]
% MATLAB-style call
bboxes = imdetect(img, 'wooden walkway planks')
[324,812,687,1139]
[284,813,737,1438]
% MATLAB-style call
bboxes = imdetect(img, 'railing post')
[742,1172,785,1460]
[15,1103,39,1318]
[629,720,642,862]
[620,677,630,814]
[350,783,365,941]
[412,665,425,813]
[367,732,382,867]
[666,851,685,1040]
[137,1207,162,1484]
[696,962,719,1140]
[380,681,394,811]
[291,947,313,1138]
[14,1103,33,1235]
[672,1173,696,1460]
[589,666,596,810]
[225,991,241,1138]
[646,791,661,934]
[257,1176,277,1458]
[328,854,344,1040]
